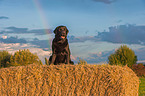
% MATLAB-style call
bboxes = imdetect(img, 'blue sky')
[1,0,145,63]
[0,0,145,36]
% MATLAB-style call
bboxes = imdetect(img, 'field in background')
[139,78,145,96]
[0,64,139,96]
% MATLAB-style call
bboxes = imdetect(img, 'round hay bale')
[0,64,139,96]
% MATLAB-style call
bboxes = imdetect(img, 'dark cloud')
[29,29,52,35]
[68,24,145,45]
[2,24,145,46]
[30,39,51,50]
[68,35,100,43]
[3,26,52,35]
[0,36,27,43]
[96,24,145,45]
[93,0,117,4]
[6,26,28,33]
[0,16,9,19]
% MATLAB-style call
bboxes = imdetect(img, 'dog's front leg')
[51,54,56,64]
[66,54,70,64]
[65,45,70,64]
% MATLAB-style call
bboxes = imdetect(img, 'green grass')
[139,77,145,96]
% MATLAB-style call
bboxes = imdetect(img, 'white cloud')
[0,43,51,64]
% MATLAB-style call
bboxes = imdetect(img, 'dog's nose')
[61,31,66,35]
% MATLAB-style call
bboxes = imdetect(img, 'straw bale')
[0,64,139,96]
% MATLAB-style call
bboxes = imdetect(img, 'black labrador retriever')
[49,26,74,65]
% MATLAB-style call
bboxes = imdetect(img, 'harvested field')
[0,64,139,96]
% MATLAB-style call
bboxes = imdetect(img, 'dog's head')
[54,26,69,40]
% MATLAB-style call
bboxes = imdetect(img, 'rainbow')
[32,0,50,32]
[32,0,52,50]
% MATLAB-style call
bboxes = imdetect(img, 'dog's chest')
[53,39,68,54]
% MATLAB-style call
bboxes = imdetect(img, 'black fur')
[49,26,74,65]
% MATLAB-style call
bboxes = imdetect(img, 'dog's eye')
[59,29,62,31]
[63,28,66,31]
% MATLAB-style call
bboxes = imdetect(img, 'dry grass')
[0,64,139,96]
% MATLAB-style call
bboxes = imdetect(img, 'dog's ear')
[65,26,69,34]
[53,26,59,34]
